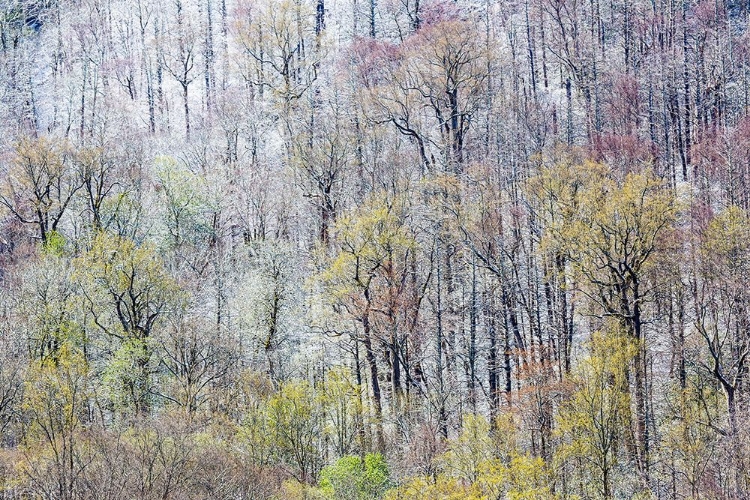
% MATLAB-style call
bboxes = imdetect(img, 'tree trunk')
[370,0,375,38]
[361,297,384,452]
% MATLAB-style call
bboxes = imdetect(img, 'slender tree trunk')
[204,0,214,114]
[436,238,448,438]
[566,77,573,145]
[353,338,368,451]
[487,288,499,421]
[316,0,325,35]
[631,290,650,490]
[370,0,375,37]
[183,83,190,139]
[682,0,692,181]
[361,295,384,452]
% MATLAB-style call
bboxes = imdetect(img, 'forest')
[0,0,749,497]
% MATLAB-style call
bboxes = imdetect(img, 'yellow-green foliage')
[100,336,154,411]
[319,192,415,300]
[320,367,363,457]
[701,205,750,286]
[42,230,67,256]
[662,379,724,497]
[429,413,555,500]
[555,329,637,498]
[317,453,390,500]
[267,380,325,482]
[75,231,182,339]
[529,159,610,256]
[439,413,494,483]
[234,371,276,469]
[276,479,327,500]
[531,160,677,292]
[236,369,367,479]
[477,454,554,500]
[20,342,90,489]
[384,475,484,500]
[73,231,182,414]
[384,413,555,500]
[23,342,90,443]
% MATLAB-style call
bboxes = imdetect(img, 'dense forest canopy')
[1,0,750,497]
